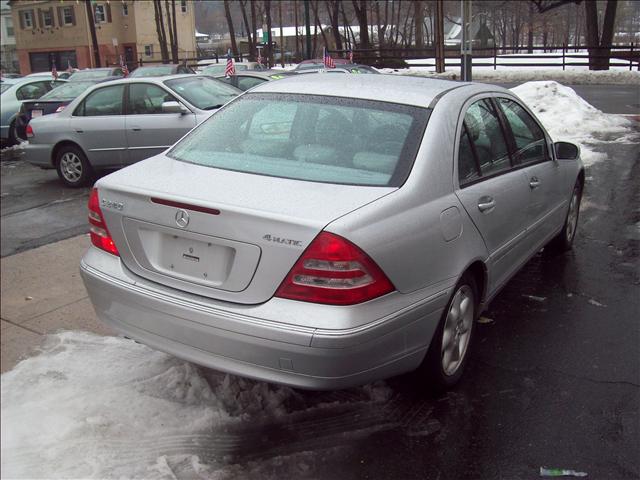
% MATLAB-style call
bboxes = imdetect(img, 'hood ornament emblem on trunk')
[175,209,190,228]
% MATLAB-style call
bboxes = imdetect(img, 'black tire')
[8,121,20,146]
[55,145,94,188]
[419,272,478,392]
[546,179,582,253]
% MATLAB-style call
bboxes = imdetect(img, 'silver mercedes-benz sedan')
[24,75,241,187]
[80,74,584,391]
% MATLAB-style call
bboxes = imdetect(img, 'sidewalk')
[1,235,112,373]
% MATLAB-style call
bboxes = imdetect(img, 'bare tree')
[585,0,617,70]
[85,0,101,67]
[311,1,329,51]
[153,0,170,63]
[352,0,371,49]
[223,0,239,59]
[240,1,255,59]
[326,1,343,52]
[265,0,273,67]
[414,1,424,49]
[165,0,178,63]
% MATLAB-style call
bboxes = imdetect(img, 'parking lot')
[1,83,638,479]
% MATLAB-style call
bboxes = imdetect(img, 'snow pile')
[509,81,635,165]
[1,331,392,478]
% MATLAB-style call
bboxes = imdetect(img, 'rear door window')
[75,85,125,116]
[236,76,267,91]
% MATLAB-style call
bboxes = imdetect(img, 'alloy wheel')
[441,285,474,376]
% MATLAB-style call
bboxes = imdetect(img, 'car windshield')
[39,81,95,100]
[164,76,240,110]
[69,70,111,80]
[168,93,430,187]
[130,66,174,77]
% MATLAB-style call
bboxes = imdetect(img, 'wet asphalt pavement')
[1,86,638,479]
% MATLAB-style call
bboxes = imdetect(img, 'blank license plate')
[31,110,43,118]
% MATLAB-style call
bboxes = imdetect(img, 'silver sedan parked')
[24,75,241,186]
[80,75,584,391]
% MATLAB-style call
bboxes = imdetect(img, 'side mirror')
[554,141,579,160]
[161,101,189,114]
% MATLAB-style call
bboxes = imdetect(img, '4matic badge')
[262,234,302,247]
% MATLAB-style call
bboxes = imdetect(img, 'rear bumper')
[80,246,450,390]
[24,142,54,168]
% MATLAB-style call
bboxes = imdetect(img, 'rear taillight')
[55,105,66,113]
[26,124,34,138]
[275,232,394,305]
[88,188,119,256]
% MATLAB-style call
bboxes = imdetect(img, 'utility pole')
[434,0,444,73]
[461,0,472,81]
[304,0,312,60]
[279,0,284,67]
[85,0,101,67]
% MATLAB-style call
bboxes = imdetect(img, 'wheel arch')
[460,260,488,315]
[51,140,86,167]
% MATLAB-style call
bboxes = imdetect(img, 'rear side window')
[169,93,430,187]
[75,85,124,116]
[496,98,548,166]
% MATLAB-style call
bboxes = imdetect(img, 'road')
[0,85,638,478]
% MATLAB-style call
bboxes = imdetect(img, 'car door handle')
[529,177,541,189]
[75,129,83,133]
[131,127,141,131]
[477,196,496,213]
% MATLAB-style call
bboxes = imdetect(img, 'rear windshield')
[168,93,430,187]
[69,70,111,80]
[39,81,95,100]
[203,64,248,75]
[130,66,174,77]
[164,76,240,110]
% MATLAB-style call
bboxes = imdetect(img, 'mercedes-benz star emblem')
[175,209,190,228]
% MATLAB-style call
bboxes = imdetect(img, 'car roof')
[250,74,478,107]
[89,73,208,88]
[211,70,295,79]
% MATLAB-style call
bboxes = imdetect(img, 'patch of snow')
[509,81,635,166]
[1,331,392,478]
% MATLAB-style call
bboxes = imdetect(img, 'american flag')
[348,49,353,63]
[257,48,262,66]
[51,62,58,80]
[119,55,129,77]
[225,49,235,77]
[323,48,335,68]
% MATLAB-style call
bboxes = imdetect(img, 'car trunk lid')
[97,155,394,304]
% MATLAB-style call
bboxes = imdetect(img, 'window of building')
[6,17,14,36]
[42,8,54,27]
[94,4,106,23]
[122,3,128,16]
[180,0,187,13]
[62,6,74,25]
[21,10,34,29]
[144,45,153,57]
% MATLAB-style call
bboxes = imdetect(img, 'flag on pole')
[348,49,353,63]
[257,48,262,66]
[119,54,129,77]
[225,49,235,77]
[323,48,335,68]
[51,62,58,80]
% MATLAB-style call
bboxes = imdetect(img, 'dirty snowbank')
[1,331,391,479]
[509,81,635,166]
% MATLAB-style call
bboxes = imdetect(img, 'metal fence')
[330,44,639,71]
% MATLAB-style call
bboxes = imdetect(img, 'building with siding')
[1,0,18,73]
[10,0,196,74]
